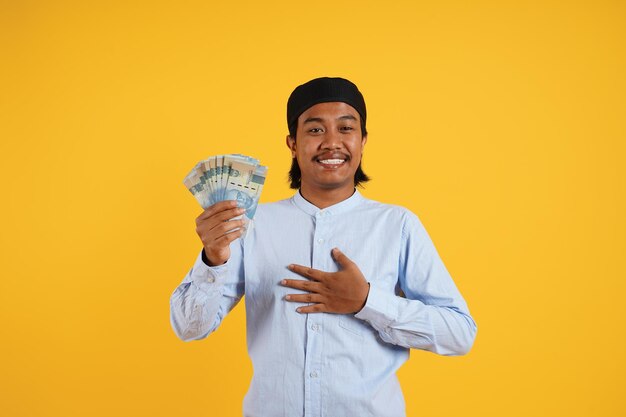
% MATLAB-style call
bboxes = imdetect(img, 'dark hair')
[287,117,370,189]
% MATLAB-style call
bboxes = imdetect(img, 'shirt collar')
[292,189,365,216]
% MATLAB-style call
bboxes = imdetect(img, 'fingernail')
[288,264,294,270]
[280,280,286,285]
[296,308,302,313]
[285,295,291,300]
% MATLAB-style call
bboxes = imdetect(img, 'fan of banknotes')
[183,154,268,222]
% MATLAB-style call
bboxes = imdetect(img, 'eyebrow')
[303,115,358,124]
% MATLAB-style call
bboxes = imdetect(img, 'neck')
[299,184,356,209]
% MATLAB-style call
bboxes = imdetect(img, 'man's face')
[286,101,367,193]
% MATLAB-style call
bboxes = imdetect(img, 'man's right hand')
[195,200,246,266]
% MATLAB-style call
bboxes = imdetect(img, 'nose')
[320,128,342,149]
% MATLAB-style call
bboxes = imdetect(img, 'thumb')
[332,247,353,269]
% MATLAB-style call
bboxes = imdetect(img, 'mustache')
[312,151,350,161]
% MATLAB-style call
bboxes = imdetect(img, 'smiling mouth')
[318,158,345,164]
[314,152,350,168]
[316,158,347,168]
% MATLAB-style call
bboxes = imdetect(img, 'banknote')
[183,154,268,225]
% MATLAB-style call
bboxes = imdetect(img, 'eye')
[339,125,355,132]
[308,127,324,134]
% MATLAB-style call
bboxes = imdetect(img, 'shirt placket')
[304,209,330,417]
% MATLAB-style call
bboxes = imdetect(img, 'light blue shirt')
[170,190,477,417]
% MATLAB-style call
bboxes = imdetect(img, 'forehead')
[297,102,360,123]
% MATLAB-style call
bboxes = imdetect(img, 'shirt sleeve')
[354,211,477,355]
[169,239,245,342]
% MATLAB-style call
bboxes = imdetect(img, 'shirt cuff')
[189,250,228,286]
[354,284,396,329]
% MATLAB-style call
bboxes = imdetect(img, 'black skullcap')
[287,77,366,135]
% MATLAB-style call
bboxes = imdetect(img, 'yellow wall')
[1,1,624,416]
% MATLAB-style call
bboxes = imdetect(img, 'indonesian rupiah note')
[183,154,268,224]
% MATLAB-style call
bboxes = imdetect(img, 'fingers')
[210,218,246,238]
[197,207,245,229]
[195,201,247,266]
[196,200,240,222]
[281,251,367,314]
[283,289,326,314]
[202,226,245,266]
[295,303,326,314]
[197,218,245,243]
[215,228,244,245]
[195,201,246,240]
[331,247,354,269]
[287,264,326,281]
[211,207,246,225]
[284,293,323,304]
[281,278,321,292]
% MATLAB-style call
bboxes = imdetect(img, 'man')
[170,77,477,417]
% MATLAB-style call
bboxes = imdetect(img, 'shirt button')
[310,371,318,378]
[317,238,324,244]
[311,324,319,331]
[206,276,215,283]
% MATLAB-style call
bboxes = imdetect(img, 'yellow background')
[1,1,624,416]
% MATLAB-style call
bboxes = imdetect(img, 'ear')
[361,134,368,152]
[286,135,297,157]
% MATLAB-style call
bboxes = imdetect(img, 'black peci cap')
[287,77,366,135]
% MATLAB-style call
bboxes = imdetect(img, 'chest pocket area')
[338,315,372,337]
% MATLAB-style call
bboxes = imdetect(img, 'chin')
[312,177,355,190]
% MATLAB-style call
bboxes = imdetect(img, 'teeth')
[318,159,345,164]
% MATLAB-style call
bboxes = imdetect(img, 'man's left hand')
[281,248,370,314]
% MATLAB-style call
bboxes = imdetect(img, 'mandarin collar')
[292,189,364,216]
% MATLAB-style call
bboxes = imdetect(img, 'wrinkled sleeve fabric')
[355,211,477,355]
[170,239,244,342]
